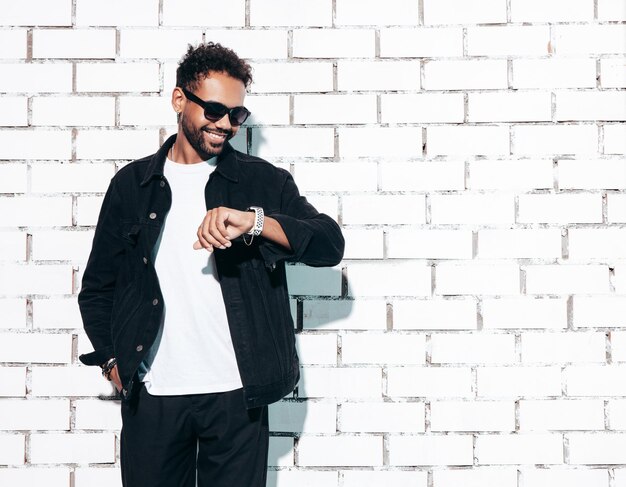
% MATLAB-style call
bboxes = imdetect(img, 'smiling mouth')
[203,128,228,141]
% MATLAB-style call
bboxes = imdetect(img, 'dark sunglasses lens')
[203,102,228,122]
[230,108,249,126]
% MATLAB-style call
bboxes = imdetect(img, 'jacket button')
[152,298,158,305]
[149,212,157,219]
[136,344,143,352]
[160,180,165,187]
[142,257,148,264]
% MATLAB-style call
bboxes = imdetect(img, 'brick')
[431,333,516,364]
[471,160,553,190]
[511,0,593,22]
[570,229,626,259]
[269,437,294,466]
[336,0,419,26]
[477,366,562,397]
[120,29,203,59]
[33,29,116,59]
[476,433,563,464]
[33,297,82,329]
[382,161,465,191]
[599,0,626,20]
[33,96,116,126]
[293,28,374,58]
[296,333,337,365]
[524,264,609,295]
[299,367,382,398]
[268,470,338,487]
[250,0,330,26]
[0,232,26,262]
[343,195,426,224]
[285,264,342,296]
[31,433,115,464]
[513,58,596,88]
[468,91,552,122]
[431,194,515,225]
[609,399,626,429]
[74,400,122,430]
[601,59,626,88]
[615,265,626,294]
[574,297,626,327]
[0,97,27,127]
[298,435,382,467]
[389,434,473,466]
[434,468,517,487]
[0,434,25,464]
[0,63,72,93]
[519,399,604,431]
[519,193,602,223]
[303,195,338,221]
[467,25,550,56]
[339,127,423,157]
[559,159,626,189]
[347,262,431,297]
[30,366,113,397]
[74,468,121,487]
[294,94,377,125]
[0,399,69,430]
[340,402,424,433]
[555,25,626,55]
[380,27,463,58]
[76,0,158,26]
[165,1,245,25]
[478,229,561,259]
[342,333,426,365]
[522,332,606,363]
[303,300,387,330]
[31,230,94,261]
[269,400,336,434]
[338,60,420,91]
[521,468,610,487]
[0,164,27,193]
[393,299,477,330]
[204,30,288,59]
[243,95,289,126]
[1,0,71,26]
[0,264,72,295]
[382,93,464,123]
[387,229,472,259]
[0,30,27,58]
[556,91,626,121]
[251,127,334,158]
[387,366,473,397]
[427,125,510,156]
[512,124,598,155]
[569,433,626,465]
[424,60,507,90]
[424,0,506,24]
[0,333,71,363]
[249,62,333,93]
[0,469,69,487]
[0,196,72,226]
[0,367,26,396]
[343,229,384,259]
[605,124,626,154]
[565,365,626,396]
[0,130,72,160]
[76,195,105,225]
[76,63,160,93]
[343,470,427,487]
[613,331,626,362]
[32,163,114,193]
[430,400,515,431]
[76,129,160,160]
[482,298,567,330]
[0,299,26,329]
[119,96,176,126]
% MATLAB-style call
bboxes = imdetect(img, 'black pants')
[120,381,269,487]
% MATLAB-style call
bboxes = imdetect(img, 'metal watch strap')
[245,206,264,236]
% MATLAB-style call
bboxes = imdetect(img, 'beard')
[180,113,232,160]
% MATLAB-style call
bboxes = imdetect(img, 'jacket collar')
[139,133,240,186]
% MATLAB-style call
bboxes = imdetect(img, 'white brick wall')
[0,0,624,484]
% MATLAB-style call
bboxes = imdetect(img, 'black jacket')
[78,134,344,408]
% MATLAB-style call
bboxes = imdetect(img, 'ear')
[171,87,185,116]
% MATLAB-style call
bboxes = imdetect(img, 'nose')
[214,112,232,131]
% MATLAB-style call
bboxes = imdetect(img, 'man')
[77,42,344,487]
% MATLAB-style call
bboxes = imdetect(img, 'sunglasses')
[181,88,251,126]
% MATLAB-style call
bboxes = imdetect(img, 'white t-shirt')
[137,155,243,395]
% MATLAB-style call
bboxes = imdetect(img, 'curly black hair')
[176,42,253,91]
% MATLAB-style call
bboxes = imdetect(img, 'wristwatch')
[245,206,264,236]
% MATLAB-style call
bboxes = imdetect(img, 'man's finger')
[208,208,230,248]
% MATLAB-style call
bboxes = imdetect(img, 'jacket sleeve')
[77,177,124,366]
[257,171,345,269]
